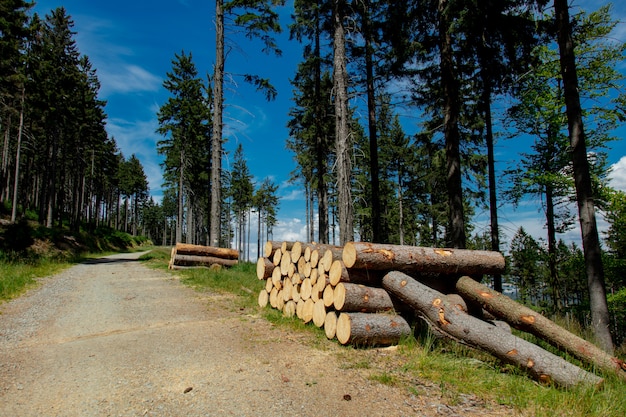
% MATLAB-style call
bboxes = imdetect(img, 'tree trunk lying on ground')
[455,275,626,380]
[169,243,239,269]
[174,243,239,259]
[336,312,411,346]
[382,271,603,388]
[342,242,505,276]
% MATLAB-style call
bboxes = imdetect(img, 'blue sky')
[31,0,626,257]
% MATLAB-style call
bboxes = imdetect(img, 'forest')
[1,1,625,352]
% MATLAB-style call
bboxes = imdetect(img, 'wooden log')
[280,250,292,275]
[281,241,295,254]
[333,282,395,313]
[304,245,312,262]
[302,298,315,323]
[382,271,603,388]
[319,246,344,272]
[264,241,282,258]
[175,243,239,259]
[256,257,274,280]
[310,249,320,268]
[272,247,282,266]
[172,254,238,268]
[455,275,626,380]
[328,260,384,287]
[265,277,273,293]
[296,299,304,320]
[300,278,312,301]
[169,246,176,269]
[271,267,282,289]
[325,311,338,339]
[269,287,279,308]
[313,299,327,327]
[258,289,269,308]
[323,284,335,308]
[290,241,303,263]
[291,283,301,303]
[283,300,296,318]
[336,312,411,346]
[343,242,505,276]
[291,272,302,286]
[282,279,293,302]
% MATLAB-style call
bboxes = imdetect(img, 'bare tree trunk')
[333,0,353,245]
[554,0,613,353]
[177,151,184,244]
[210,0,225,247]
[11,88,25,222]
[313,7,329,244]
[439,0,465,249]
[362,0,381,243]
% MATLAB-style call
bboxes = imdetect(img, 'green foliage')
[607,288,626,347]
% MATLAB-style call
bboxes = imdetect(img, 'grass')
[0,254,70,301]
[144,251,626,417]
[0,221,152,303]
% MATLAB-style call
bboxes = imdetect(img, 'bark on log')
[256,257,274,280]
[383,271,603,388]
[328,260,384,287]
[333,282,395,313]
[172,254,238,268]
[455,275,626,379]
[175,243,239,259]
[343,242,505,276]
[336,312,411,346]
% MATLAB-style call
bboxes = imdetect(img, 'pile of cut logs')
[257,240,626,388]
[169,242,238,270]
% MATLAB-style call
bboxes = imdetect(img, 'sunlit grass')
[0,255,70,302]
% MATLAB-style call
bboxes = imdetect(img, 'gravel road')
[0,251,514,417]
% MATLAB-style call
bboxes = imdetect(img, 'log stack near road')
[169,243,238,270]
[257,240,626,388]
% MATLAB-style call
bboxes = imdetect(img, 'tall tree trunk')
[333,0,354,245]
[313,6,329,244]
[479,58,501,291]
[397,170,404,245]
[362,0,381,243]
[210,0,225,247]
[554,0,613,353]
[177,152,184,244]
[545,182,562,313]
[439,0,465,249]
[11,88,25,222]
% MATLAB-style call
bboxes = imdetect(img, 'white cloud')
[608,156,626,191]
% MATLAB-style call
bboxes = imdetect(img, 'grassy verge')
[144,249,626,417]
[0,221,151,303]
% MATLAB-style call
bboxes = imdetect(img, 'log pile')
[257,241,626,388]
[169,243,238,270]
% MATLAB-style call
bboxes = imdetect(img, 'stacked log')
[169,243,238,270]
[256,240,626,388]
[256,241,411,347]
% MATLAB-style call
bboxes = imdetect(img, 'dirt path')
[0,252,514,416]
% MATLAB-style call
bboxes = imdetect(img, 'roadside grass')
[0,254,71,301]
[144,250,626,417]
[0,221,151,303]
